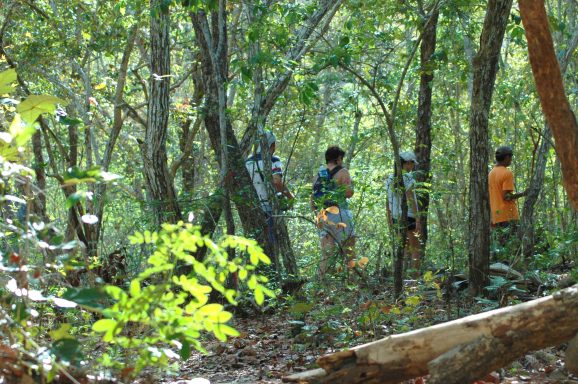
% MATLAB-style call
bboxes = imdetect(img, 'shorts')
[318,208,355,243]
[393,216,417,231]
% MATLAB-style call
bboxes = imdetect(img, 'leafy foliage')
[90,222,275,374]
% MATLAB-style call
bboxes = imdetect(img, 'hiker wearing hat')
[385,151,422,276]
[246,131,294,242]
[489,146,527,250]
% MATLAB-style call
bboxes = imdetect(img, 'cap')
[256,130,276,153]
[495,145,513,156]
[264,130,276,147]
[400,151,419,164]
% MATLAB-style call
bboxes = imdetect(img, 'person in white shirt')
[245,131,293,243]
[385,151,422,276]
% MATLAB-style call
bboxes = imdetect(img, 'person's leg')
[344,236,356,269]
[407,229,421,276]
[318,234,335,279]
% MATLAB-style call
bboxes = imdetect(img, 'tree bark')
[190,1,344,275]
[518,126,551,259]
[467,0,512,296]
[414,5,439,248]
[283,285,578,384]
[144,0,181,226]
[519,0,578,210]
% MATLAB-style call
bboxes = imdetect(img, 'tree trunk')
[518,126,551,259]
[144,0,181,226]
[519,0,578,210]
[283,285,578,384]
[414,6,439,248]
[178,118,196,191]
[467,0,512,296]
[190,2,343,276]
[30,130,47,221]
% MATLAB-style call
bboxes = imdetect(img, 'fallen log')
[283,285,578,383]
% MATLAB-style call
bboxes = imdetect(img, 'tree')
[467,0,513,296]
[143,0,182,225]
[414,2,440,248]
[519,0,578,210]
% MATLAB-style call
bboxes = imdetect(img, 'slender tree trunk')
[519,0,578,210]
[190,2,343,277]
[178,118,196,191]
[468,0,513,296]
[31,131,47,221]
[346,110,362,169]
[144,0,181,226]
[518,127,551,259]
[414,6,439,248]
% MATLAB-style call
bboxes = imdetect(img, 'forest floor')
[173,273,578,384]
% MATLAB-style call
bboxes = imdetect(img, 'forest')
[0,0,577,383]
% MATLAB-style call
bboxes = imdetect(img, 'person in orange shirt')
[488,146,527,250]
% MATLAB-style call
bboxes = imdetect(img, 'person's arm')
[271,157,294,199]
[504,190,527,201]
[272,174,293,199]
[336,168,354,198]
[406,188,421,232]
[502,170,526,201]
[405,175,421,232]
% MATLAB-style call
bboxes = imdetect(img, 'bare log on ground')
[283,285,578,383]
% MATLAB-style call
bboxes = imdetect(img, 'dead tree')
[283,285,578,384]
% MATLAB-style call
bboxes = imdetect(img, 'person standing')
[246,131,293,244]
[312,146,355,279]
[488,145,527,249]
[385,151,422,276]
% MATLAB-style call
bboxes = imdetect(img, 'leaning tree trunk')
[284,285,578,384]
[468,0,513,296]
[189,1,343,275]
[519,0,578,210]
[517,26,578,256]
[144,0,181,226]
[414,5,439,248]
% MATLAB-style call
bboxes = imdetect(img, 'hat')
[400,151,419,164]
[264,131,276,147]
[495,145,513,156]
[256,131,276,153]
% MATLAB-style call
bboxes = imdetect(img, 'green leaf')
[9,114,37,146]
[92,319,117,333]
[254,285,264,305]
[199,303,223,315]
[17,95,68,124]
[179,339,191,360]
[50,339,80,363]
[49,323,73,341]
[289,302,313,316]
[62,287,108,309]
[130,280,141,297]
[0,69,17,94]
[216,324,239,337]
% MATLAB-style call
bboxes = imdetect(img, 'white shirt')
[245,153,283,212]
[385,172,417,218]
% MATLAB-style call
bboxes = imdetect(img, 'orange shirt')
[488,165,519,224]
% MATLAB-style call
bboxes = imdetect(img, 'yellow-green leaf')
[199,303,223,315]
[92,319,117,333]
[49,323,73,341]
[0,69,17,94]
[17,95,68,124]
[254,285,264,305]
[129,280,141,297]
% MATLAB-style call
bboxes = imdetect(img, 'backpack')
[312,165,343,208]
